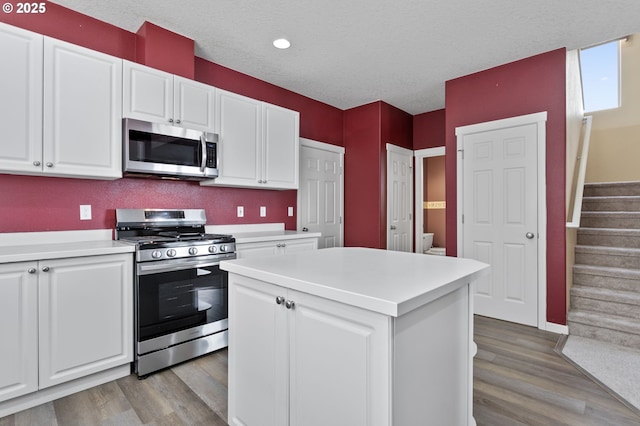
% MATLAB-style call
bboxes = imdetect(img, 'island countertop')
[220,247,489,317]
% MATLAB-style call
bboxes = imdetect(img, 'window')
[579,40,620,112]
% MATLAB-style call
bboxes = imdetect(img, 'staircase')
[569,181,640,348]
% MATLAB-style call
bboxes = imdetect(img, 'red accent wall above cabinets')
[194,58,344,145]
[343,101,412,249]
[414,109,446,149]
[0,2,136,60]
[445,48,567,325]
[136,22,195,79]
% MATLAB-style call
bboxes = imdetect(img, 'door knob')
[390,225,397,230]
[525,232,535,239]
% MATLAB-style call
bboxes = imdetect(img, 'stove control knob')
[209,245,218,253]
[189,247,198,255]
[220,245,228,252]
[167,249,177,257]
[152,250,162,259]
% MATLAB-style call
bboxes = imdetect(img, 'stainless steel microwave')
[123,118,219,180]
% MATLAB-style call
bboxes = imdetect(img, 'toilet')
[422,233,434,253]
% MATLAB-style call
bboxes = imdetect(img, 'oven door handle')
[137,254,236,275]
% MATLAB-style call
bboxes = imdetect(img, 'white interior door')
[460,121,540,326]
[387,144,413,252]
[298,138,344,248]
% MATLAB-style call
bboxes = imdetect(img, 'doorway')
[414,147,446,255]
[456,112,547,328]
[386,144,413,252]
[298,138,345,248]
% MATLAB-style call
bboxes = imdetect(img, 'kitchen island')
[221,247,489,426]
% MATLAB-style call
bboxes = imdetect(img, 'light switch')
[80,204,92,220]
[288,206,294,217]
[260,206,267,217]
[237,206,244,217]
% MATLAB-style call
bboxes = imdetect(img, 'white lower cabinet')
[0,254,133,403]
[0,262,38,402]
[235,237,318,259]
[228,275,391,426]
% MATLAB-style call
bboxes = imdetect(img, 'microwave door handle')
[200,135,207,172]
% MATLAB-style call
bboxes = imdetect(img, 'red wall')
[343,101,412,248]
[0,4,343,233]
[445,49,567,324]
[136,22,195,79]
[413,109,446,149]
[0,2,136,60]
[344,102,382,248]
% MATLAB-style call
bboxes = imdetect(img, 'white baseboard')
[545,322,569,335]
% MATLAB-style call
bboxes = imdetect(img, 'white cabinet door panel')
[38,254,133,389]
[228,276,288,426]
[264,104,299,189]
[0,262,38,402]
[174,76,216,132]
[123,61,173,123]
[44,38,122,179]
[214,90,262,186]
[289,290,390,426]
[0,23,43,174]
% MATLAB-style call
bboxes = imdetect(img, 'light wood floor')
[2,316,639,425]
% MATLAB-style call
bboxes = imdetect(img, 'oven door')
[135,255,232,355]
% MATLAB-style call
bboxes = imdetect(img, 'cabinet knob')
[168,118,174,123]
[46,162,53,168]
[41,266,50,272]
[27,267,37,274]
[176,119,181,124]
[33,160,41,167]
[275,296,285,305]
[285,300,295,310]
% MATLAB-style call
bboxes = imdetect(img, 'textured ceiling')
[51,0,640,114]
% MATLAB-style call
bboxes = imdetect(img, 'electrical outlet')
[288,206,294,217]
[237,206,244,217]
[79,204,92,220]
[260,206,267,217]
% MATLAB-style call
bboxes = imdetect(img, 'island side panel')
[392,284,471,425]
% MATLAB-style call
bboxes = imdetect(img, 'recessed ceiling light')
[273,38,291,49]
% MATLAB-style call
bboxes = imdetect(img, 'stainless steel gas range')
[115,208,235,377]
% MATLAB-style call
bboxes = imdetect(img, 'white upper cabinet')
[0,23,43,174]
[263,103,300,189]
[209,90,262,185]
[174,76,216,131]
[43,38,123,179]
[123,61,216,132]
[202,89,299,189]
[0,24,122,180]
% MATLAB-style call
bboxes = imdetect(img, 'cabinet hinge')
[462,214,464,224]
[458,149,464,160]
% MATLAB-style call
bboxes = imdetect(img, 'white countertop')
[205,223,320,244]
[0,229,135,263]
[221,247,489,317]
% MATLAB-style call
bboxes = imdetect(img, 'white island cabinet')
[221,247,489,426]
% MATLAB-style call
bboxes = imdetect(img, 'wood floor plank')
[143,368,226,425]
